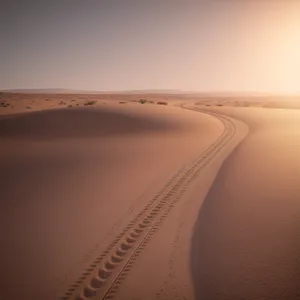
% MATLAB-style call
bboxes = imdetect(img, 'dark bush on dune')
[157,101,168,105]
[84,101,97,106]
[139,99,147,104]
[0,102,10,107]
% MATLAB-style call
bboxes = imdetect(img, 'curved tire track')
[61,106,238,300]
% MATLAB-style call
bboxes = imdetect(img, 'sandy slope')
[0,103,224,300]
[110,106,248,300]
[2,98,299,300]
[104,104,300,300]
[190,106,300,300]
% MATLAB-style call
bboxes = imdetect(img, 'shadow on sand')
[190,142,300,300]
[0,107,180,140]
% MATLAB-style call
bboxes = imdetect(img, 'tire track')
[61,107,237,300]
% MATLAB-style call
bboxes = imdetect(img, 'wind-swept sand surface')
[0,103,232,300]
[190,106,300,300]
[1,97,300,300]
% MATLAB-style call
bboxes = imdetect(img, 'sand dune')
[0,103,224,300]
[190,107,300,300]
[1,96,300,300]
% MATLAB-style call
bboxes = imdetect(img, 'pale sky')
[1,0,300,93]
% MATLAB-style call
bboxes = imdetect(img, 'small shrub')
[119,101,126,104]
[26,106,31,109]
[84,101,97,106]
[68,104,72,108]
[157,101,167,105]
[216,104,223,106]
[139,99,147,104]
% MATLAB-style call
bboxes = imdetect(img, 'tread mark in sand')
[61,108,237,300]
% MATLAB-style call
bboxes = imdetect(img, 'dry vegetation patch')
[84,100,97,106]
[157,101,168,105]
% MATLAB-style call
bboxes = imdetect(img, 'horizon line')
[1,88,300,96]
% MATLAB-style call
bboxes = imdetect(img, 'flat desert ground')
[1,93,300,300]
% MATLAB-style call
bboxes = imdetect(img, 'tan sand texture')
[0,101,227,300]
[1,95,300,300]
[190,106,300,300]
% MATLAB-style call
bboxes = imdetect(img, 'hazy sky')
[1,0,300,92]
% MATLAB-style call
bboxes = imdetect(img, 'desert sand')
[1,93,300,300]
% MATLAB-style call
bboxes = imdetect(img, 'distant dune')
[1,88,293,97]
[0,88,98,94]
